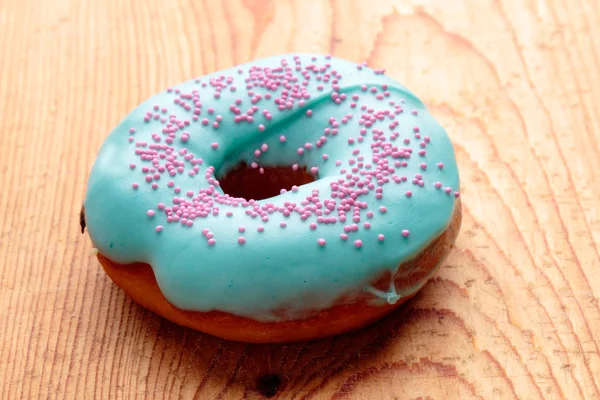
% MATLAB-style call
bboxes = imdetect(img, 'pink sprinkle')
[405,191,412,197]
[437,162,444,169]
[420,163,427,170]
[318,238,326,246]
[378,234,385,242]
[147,210,155,217]
[310,223,317,230]
[132,183,139,189]
[257,226,264,233]
[258,124,265,131]
[238,237,246,245]
[402,230,410,237]
[211,142,219,149]
[129,163,136,169]
[226,211,233,217]
[340,234,348,241]
[238,226,246,233]
[292,164,299,171]
[354,240,363,248]
[379,206,387,214]
[454,191,460,198]
[306,110,313,117]
[208,239,216,246]
[444,187,452,194]
[280,135,287,142]
[280,222,287,228]
[155,226,163,233]
[434,182,442,189]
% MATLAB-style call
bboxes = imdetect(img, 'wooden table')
[1,0,599,398]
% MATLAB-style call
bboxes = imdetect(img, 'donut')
[82,53,461,343]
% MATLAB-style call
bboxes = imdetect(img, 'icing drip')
[366,280,401,305]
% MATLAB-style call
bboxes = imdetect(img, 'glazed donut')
[83,53,461,343]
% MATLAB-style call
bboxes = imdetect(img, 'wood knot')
[256,374,282,398]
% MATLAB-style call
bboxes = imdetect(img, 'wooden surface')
[1,0,599,398]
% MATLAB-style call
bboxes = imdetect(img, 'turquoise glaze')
[84,53,460,322]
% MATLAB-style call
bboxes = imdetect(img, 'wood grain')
[1,0,599,398]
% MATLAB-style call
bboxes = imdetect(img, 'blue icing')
[84,53,460,321]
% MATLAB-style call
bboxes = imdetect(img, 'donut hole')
[218,162,315,201]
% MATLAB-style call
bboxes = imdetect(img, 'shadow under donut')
[108,289,422,399]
